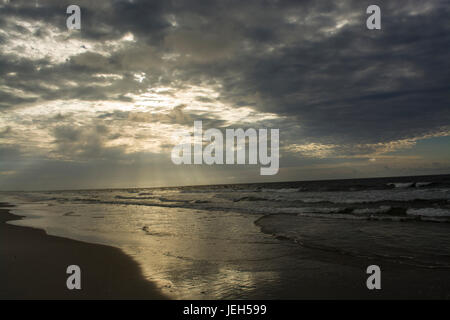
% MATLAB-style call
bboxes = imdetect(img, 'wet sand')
[0,203,167,299]
[2,200,450,300]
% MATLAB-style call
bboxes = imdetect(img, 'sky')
[0,0,449,190]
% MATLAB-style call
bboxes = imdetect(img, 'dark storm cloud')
[176,0,450,144]
[0,0,171,41]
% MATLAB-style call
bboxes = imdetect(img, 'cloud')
[0,0,449,189]
[0,126,12,137]
[51,123,126,160]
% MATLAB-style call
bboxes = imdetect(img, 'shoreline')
[0,203,167,299]
[2,199,450,300]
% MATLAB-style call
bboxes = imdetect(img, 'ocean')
[2,174,450,299]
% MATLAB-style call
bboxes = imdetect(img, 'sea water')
[2,174,450,298]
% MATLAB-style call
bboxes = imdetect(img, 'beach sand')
[0,203,166,299]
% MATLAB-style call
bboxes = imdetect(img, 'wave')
[189,200,210,204]
[158,197,191,203]
[254,215,450,268]
[300,196,450,205]
[352,206,393,215]
[115,195,156,200]
[260,188,302,193]
[141,226,171,237]
[387,182,415,188]
[256,206,450,223]
[233,196,271,202]
[387,182,433,188]
[62,211,81,217]
[415,182,433,188]
[407,208,450,218]
[20,186,450,224]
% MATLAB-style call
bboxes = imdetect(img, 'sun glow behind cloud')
[0,82,282,160]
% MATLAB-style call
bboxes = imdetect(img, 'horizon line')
[1,172,449,193]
